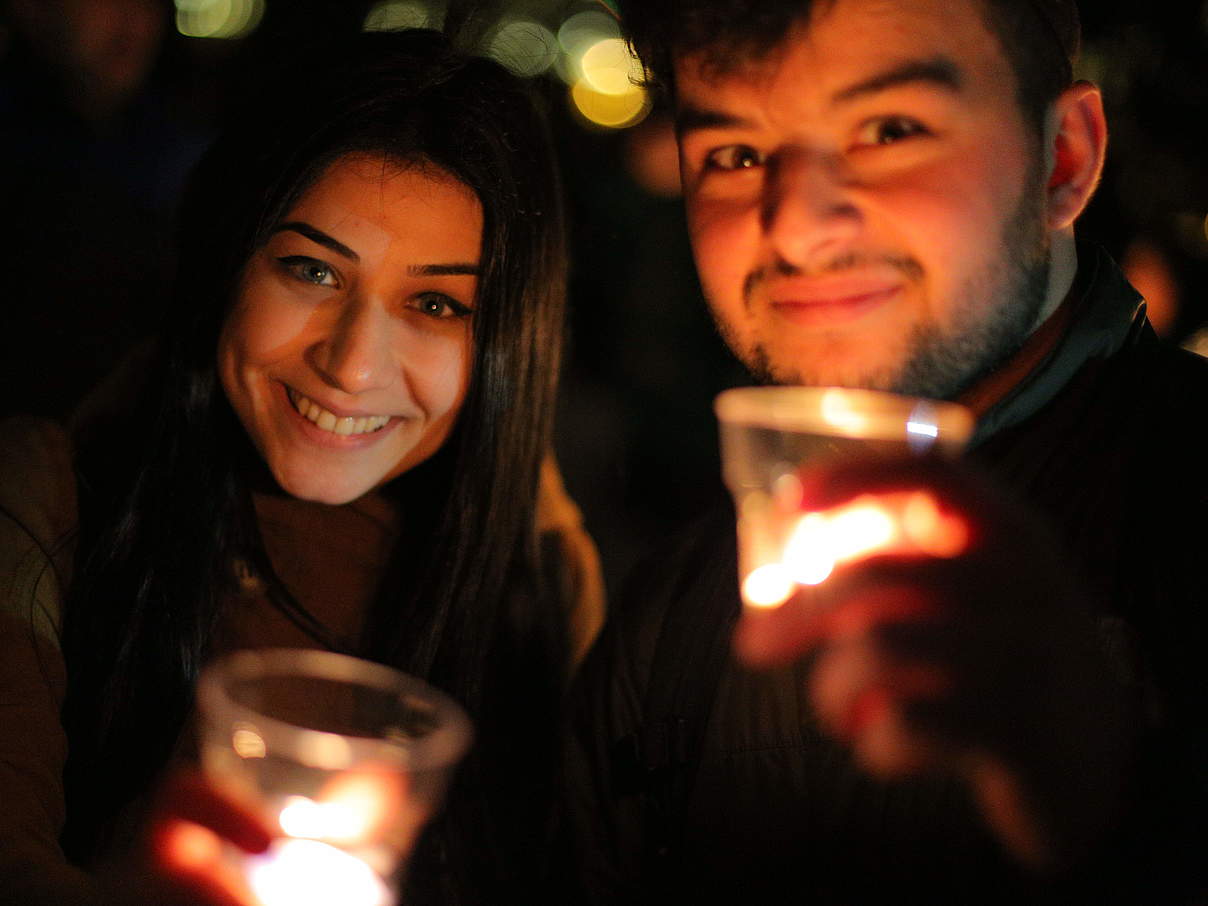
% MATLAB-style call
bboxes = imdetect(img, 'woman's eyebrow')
[272,221,359,261]
[408,263,481,276]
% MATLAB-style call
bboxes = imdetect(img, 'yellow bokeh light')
[571,79,650,130]
[363,0,433,32]
[555,9,621,85]
[487,20,559,77]
[557,9,620,56]
[742,563,795,608]
[580,37,643,95]
[175,0,263,39]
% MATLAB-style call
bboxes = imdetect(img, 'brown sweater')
[0,416,604,904]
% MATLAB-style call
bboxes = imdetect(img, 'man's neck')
[1033,229,1079,334]
[958,232,1080,418]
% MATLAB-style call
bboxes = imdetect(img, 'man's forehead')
[672,0,1003,105]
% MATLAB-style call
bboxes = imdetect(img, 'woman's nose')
[762,149,863,268]
[312,299,396,394]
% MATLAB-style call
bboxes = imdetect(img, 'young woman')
[0,27,600,905]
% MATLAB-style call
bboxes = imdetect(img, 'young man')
[564,0,1208,901]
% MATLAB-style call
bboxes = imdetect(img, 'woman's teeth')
[288,389,390,437]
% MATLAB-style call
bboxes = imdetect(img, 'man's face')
[675,0,1053,397]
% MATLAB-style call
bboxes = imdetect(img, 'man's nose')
[312,298,396,394]
[762,149,863,267]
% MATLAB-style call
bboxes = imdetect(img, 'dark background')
[2,0,1205,592]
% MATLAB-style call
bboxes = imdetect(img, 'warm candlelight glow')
[742,563,796,608]
[277,770,405,844]
[820,390,871,434]
[245,839,391,906]
[782,513,836,586]
[741,491,968,610]
[279,796,371,842]
[826,498,900,561]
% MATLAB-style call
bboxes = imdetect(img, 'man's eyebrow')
[676,105,757,138]
[407,263,480,277]
[830,57,963,105]
[272,221,358,261]
[676,57,962,137]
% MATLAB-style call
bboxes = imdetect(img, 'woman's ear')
[1044,80,1108,231]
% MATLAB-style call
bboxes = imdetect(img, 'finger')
[963,753,1053,869]
[733,588,832,666]
[734,572,937,668]
[153,771,273,854]
[795,452,982,512]
[808,639,951,777]
[146,819,256,906]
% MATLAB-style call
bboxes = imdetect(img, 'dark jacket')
[563,248,1208,904]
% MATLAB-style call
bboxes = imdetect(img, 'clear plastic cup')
[715,387,974,609]
[196,648,473,906]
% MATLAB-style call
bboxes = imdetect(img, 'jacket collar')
[969,244,1147,447]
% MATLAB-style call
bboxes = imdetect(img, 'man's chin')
[747,345,906,394]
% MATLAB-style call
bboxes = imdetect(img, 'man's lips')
[767,278,903,326]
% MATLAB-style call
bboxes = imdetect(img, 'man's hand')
[733,455,1137,870]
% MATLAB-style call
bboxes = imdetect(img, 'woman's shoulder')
[536,454,605,668]
[0,416,78,640]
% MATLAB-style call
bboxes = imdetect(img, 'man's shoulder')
[575,496,739,713]
[1121,332,1208,453]
[610,497,739,640]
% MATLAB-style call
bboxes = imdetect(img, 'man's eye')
[278,256,340,288]
[704,145,765,171]
[854,116,929,147]
[412,293,473,319]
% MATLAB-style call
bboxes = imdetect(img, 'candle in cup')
[245,838,391,906]
[740,491,968,609]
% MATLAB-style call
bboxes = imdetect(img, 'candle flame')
[742,563,796,608]
[741,490,967,609]
[246,839,390,906]
[278,769,405,844]
[279,796,371,842]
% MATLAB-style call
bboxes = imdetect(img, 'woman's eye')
[704,144,765,172]
[413,293,472,319]
[855,116,929,147]
[278,256,340,288]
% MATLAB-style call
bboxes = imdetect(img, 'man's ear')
[1044,80,1108,231]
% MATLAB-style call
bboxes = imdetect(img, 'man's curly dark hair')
[620,0,1080,134]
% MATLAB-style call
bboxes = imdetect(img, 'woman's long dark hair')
[59,28,568,902]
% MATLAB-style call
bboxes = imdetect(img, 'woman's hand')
[112,769,273,906]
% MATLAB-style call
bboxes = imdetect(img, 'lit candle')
[740,491,967,609]
[245,838,392,906]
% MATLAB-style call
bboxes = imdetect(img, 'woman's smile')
[286,386,392,437]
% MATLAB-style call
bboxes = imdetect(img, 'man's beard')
[739,161,1052,400]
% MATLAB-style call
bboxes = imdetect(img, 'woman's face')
[218,155,483,505]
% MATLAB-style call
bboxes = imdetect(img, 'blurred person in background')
[0,0,210,418]
[564,0,1208,901]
